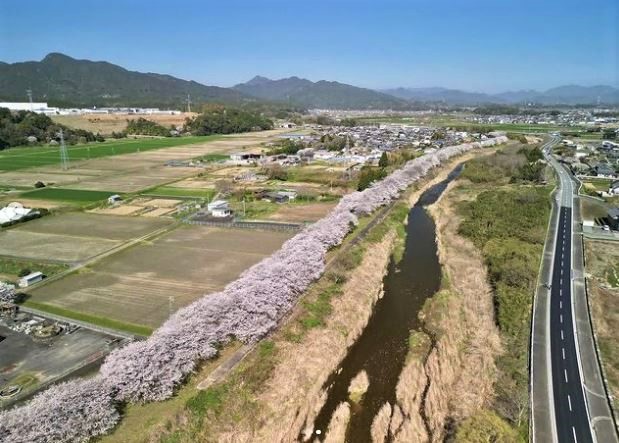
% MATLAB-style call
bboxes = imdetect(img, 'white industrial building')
[0,102,60,115]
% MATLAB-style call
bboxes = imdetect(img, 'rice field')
[18,188,118,204]
[26,225,292,330]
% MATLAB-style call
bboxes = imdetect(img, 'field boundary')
[20,301,152,337]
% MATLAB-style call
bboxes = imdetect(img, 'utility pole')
[59,129,69,170]
[186,94,192,113]
[26,89,33,112]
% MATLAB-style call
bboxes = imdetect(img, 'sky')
[1,0,617,93]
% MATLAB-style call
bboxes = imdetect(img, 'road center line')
[564,369,568,383]
[561,330,565,340]
[560,314,563,323]
[562,347,566,359]
[560,300,563,309]
[572,426,578,443]
[568,394,572,411]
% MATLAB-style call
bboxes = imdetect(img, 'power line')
[59,129,69,170]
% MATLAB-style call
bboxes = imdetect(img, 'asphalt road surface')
[532,138,618,442]
[549,202,592,442]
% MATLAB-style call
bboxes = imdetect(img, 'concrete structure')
[18,272,44,288]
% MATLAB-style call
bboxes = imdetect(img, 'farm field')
[266,201,337,222]
[52,113,195,135]
[26,225,292,330]
[141,185,217,200]
[18,188,117,205]
[0,213,172,263]
[0,136,223,171]
[0,130,286,193]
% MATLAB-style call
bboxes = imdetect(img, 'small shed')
[19,271,44,288]
[108,194,122,205]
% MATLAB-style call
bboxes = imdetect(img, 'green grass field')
[19,187,118,204]
[0,136,222,171]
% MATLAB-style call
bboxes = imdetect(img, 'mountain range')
[233,75,408,109]
[0,53,249,107]
[383,85,619,105]
[1,53,617,109]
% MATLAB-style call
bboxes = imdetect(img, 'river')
[310,165,463,442]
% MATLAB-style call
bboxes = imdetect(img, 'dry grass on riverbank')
[584,239,619,411]
[392,179,504,442]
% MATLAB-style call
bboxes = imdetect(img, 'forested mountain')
[0,53,251,108]
[234,76,410,109]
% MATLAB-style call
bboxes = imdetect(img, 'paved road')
[532,137,618,442]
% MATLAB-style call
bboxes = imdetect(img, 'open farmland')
[0,130,286,194]
[26,225,292,330]
[0,136,222,171]
[0,213,172,263]
[18,187,117,205]
[52,113,195,135]
[266,201,337,222]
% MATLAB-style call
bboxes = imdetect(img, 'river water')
[310,165,463,442]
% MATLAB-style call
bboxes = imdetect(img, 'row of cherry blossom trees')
[0,137,507,443]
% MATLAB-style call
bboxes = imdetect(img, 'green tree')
[378,152,389,168]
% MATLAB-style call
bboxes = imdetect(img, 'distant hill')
[234,75,409,109]
[383,87,497,105]
[383,85,619,105]
[0,53,251,107]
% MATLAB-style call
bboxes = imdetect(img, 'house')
[261,190,297,204]
[229,153,262,164]
[607,208,619,230]
[595,164,617,179]
[207,200,232,218]
[609,181,619,195]
[108,194,122,205]
[19,271,44,288]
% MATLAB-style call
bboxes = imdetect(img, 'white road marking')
[560,300,563,309]
[568,394,572,411]
[560,314,563,323]
[572,426,578,442]
[560,289,562,296]
[561,268,564,276]
[560,278,563,285]
[561,330,565,340]
[564,369,569,383]
[562,347,566,360]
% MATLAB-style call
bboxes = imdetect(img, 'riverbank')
[142,148,493,443]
